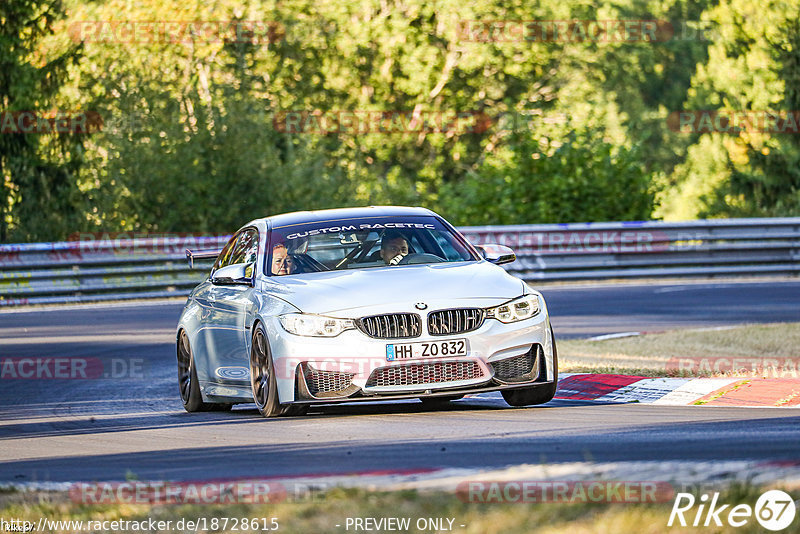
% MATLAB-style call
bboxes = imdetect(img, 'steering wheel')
[291,253,329,272]
[398,253,446,265]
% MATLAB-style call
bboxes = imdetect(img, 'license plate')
[386,339,467,361]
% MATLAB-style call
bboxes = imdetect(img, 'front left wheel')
[502,326,559,407]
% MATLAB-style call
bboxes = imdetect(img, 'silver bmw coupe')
[177,206,557,417]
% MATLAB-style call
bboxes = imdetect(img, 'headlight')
[485,295,540,323]
[279,313,355,337]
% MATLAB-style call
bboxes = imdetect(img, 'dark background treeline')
[1,0,798,242]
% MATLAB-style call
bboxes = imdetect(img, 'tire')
[177,330,214,412]
[502,326,559,407]
[249,322,283,417]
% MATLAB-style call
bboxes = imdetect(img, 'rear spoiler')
[186,248,221,268]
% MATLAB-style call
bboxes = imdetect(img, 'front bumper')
[290,379,553,405]
[269,307,554,404]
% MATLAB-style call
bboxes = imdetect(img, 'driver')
[271,244,296,275]
[379,230,409,265]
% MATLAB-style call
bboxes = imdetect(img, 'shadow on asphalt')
[3,414,800,483]
[0,397,620,441]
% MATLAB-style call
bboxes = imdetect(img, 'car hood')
[263,261,525,315]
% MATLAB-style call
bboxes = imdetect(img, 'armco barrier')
[458,217,800,281]
[0,218,798,306]
[0,235,231,307]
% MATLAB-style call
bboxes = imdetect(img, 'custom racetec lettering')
[286,222,435,240]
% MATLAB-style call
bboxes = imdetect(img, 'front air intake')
[491,345,541,383]
[365,361,484,388]
[427,308,485,335]
[357,313,421,339]
[300,364,359,399]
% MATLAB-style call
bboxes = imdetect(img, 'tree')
[0,0,83,241]
[11,0,779,240]
[440,127,655,225]
[671,0,800,217]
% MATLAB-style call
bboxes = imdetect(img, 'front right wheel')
[178,330,213,412]
[249,323,309,417]
[250,323,283,417]
[502,326,559,407]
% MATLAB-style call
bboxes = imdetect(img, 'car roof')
[261,206,437,229]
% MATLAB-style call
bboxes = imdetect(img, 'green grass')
[559,322,800,376]
[0,484,788,534]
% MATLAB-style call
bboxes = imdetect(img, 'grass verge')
[0,484,789,534]
[559,322,800,377]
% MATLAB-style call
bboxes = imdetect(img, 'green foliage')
[3,0,799,241]
[80,66,357,233]
[0,0,84,241]
[668,0,800,218]
[441,128,655,225]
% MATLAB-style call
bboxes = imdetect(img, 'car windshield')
[267,216,477,276]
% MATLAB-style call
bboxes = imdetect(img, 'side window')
[213,235,238,270]
[228,229,259,266]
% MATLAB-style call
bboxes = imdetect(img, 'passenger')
[271,244,296,275]
[380,230,409,265]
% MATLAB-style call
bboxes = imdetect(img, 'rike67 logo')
[668,490,796,530]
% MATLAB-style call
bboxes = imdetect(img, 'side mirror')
[476,244,516,265]
[211,263,254,286]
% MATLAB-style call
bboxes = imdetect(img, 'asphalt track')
[1,279,799,484]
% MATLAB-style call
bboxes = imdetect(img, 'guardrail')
[459,217,800,281]
[0,235,231,306]
[0,218,798,306]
